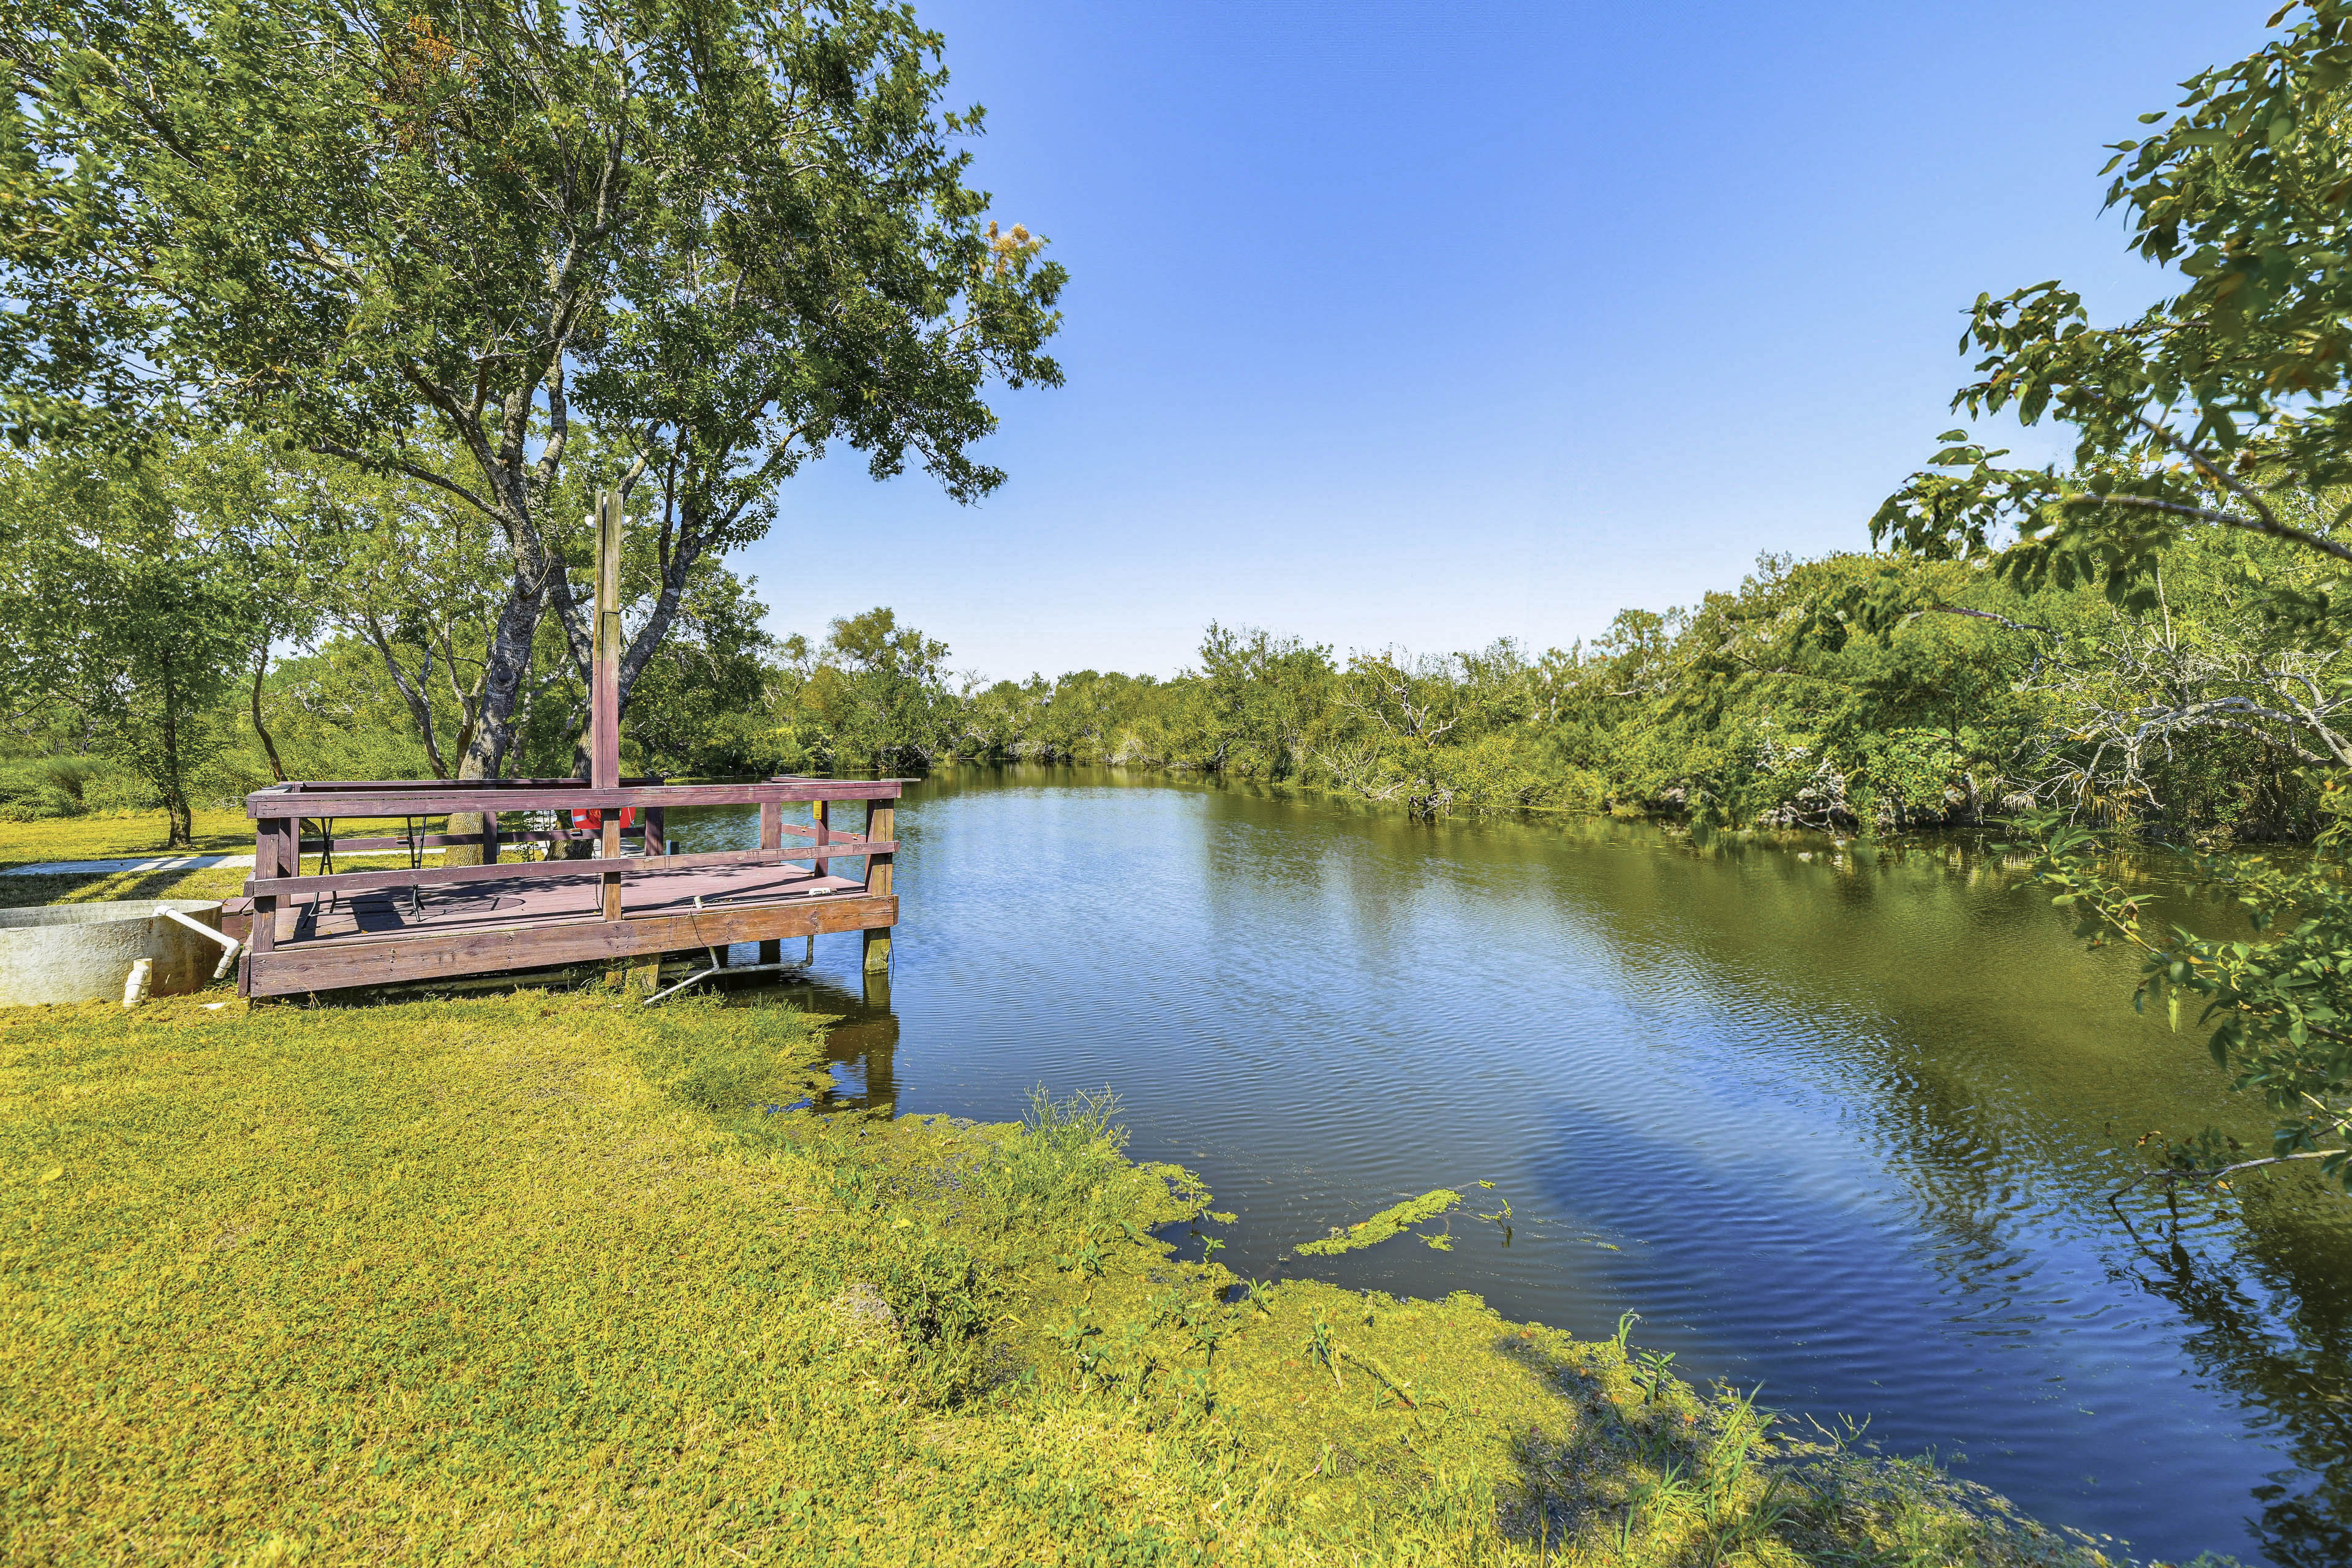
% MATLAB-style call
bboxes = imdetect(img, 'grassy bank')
[0,807,257,869]
[0,806,251,910]
[0,809,453,910]
[0,984,2160,1566]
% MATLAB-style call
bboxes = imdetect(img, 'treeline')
[12,480,2343,843]
[944,527,2350,841]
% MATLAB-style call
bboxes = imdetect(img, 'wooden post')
[862,797,893,974]
[243,813,282,995]
[593,490,624,921]
[758,791,782,965]
[590,490,622,791]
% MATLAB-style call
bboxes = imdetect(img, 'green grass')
[0,810,456,872]
[0,865,253,910]
[0,987,2159,1565]
[0,812,453,908]
[0,807,257,868]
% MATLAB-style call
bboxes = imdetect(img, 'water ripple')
[675,772,2352,1565]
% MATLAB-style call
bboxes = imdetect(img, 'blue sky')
[750,0,2274,681]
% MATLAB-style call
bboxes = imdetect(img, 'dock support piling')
[758,795,783,965]
[862,797,894,974]
[241,815,283,996]
[625,955,661,995]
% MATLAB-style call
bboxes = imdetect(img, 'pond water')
[673,766,2352,1567]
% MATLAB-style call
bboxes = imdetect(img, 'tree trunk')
[251,646,287,783]
[442,574,545,864]
[159,658,192,850]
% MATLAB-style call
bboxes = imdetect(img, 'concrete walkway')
[1,850,422,876]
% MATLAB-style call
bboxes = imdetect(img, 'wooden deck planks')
[251,780,900,818]
[237,859,895,998]
[245,891,897,997]
[266,862,859,943]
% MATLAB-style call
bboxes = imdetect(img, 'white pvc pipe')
[123,957,152,1007]
[641,959,804,1006]
[157,905,241,981]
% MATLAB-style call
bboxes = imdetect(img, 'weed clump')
[1297,1186,1462,1255]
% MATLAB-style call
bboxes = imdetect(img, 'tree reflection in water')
[2111,1182,2352,1568]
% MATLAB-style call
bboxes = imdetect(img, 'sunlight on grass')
[0,989,2135,1565]
[0,807,256,867]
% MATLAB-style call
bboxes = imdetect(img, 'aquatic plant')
[1295,1186,1461,1256]
[1634,1347,1681,1405]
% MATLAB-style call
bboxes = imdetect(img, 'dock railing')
[241,775,902,968]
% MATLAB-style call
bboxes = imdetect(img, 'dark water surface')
[675,767,2352,1566]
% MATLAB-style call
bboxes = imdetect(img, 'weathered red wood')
[299,831,502,853]
[243,763,908,998]
[599,805,622,922]
[754,797,783,965]
[590,490,622,797]
[863,797,895,974]
[745,835,883,863]
[260,870,869,945]
[251,780,901,817]
[588,486,620,920]
[291,823,673,854]
[244,840,894,897]
[245,894,898,998]
[268,775,665,793]
[242,816,282,998]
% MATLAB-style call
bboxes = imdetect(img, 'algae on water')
[1296,1187,1460,1256]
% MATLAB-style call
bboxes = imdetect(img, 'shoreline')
[0,986,2153,1564]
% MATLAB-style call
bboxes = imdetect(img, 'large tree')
[1869,0,2352,1194]
[0,443,274,844]
[2,0,1063,788]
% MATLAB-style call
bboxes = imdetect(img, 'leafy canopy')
[3,0,1065,775]
[1872,0,2352,1191]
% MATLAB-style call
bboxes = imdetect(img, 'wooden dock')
[235,491,900,1002]
[235,778,899,1000]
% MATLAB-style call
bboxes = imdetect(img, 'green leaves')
[2019,805,2352,1193]
[1882,3,2352,617]
[0,436,281,841]
[7,0,1066,775]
